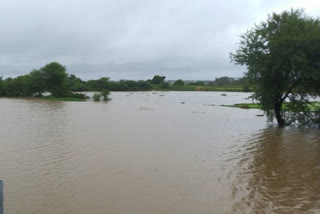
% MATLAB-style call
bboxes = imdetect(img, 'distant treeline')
[67,75,250,92]
[0,62,250,98]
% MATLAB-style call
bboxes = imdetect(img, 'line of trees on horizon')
[0,63,251,97]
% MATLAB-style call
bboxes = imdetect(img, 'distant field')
[150,84,252,92]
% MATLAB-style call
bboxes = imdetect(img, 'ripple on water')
[223,128,320,214]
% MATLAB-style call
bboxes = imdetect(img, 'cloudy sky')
[0,0,319,80]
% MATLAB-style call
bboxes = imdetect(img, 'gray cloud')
[0,0,319,80]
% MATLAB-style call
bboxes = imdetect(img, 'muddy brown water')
[0,92,319,214]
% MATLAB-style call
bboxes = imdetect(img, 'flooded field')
[0,92,319,214]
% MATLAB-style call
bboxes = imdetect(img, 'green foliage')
[67,74,89,91]
[24,69,46,96]
[85,79,152,91]
[4,77,24,96]
[42,96,86,102]
[0,61,254,100]
[187,81,205,86]
[87,77,109,91]
[173,79,184,86]
[222,102,320,111]
[212,77,248,86]
[93,93,101,101]
[243,85,250,92]
[0,77,5,96]
[214,77,235,85]
[231,9,320,126]
[151,75,166,84]
[41,62,68,97]
[0,62,90,101]
[160,82,170,89]
[101,89,110,101]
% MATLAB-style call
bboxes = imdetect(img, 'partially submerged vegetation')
[42,96,87,102]
[222,102,320,125]
[222,102,320,111]
[231,9,320,127]
[92,89,110,102]
[69,75,251,92]
[101,89,110,101]
[93,93,102,101]
[0,62,252,102]
[0,62,90,101]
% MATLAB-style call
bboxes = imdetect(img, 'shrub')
[93,93,101,101]
[101,89,110,101]
[173,79,184,86]
[160,82,170,89]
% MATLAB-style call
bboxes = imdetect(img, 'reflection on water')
[229,128,320,213]
[0,92,319,214]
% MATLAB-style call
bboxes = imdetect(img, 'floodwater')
[0,92,319,214]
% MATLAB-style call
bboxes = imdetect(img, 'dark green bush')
[101,89,110,101]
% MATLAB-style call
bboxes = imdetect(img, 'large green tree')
[41,62,68,97]
[173,79,185,86]
[151,75,166,84]
[231,9,320,127]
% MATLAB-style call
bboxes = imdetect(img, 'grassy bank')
[150,84,252,92]
[221,102,320,111]
[42,96,87,102]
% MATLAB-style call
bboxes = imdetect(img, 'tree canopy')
[231,9,320,127]
[173,79,184,86]
[41,62,68,97]
[151,75,166,84]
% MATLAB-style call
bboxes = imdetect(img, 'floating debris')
[256,114,264,117]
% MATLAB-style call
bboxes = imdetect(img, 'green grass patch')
[42,96,87,102]
[308,102,320,111]
[221,102,320,111]
[221,103,261,109]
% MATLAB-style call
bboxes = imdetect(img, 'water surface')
[0,92,319,214]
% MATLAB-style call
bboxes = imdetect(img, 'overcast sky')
[0,0,319,80]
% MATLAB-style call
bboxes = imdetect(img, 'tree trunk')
[274,103,285,127]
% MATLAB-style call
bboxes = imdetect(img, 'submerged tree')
[93,93,101,101]
[101,89,110,101]
[231,9,320,127]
